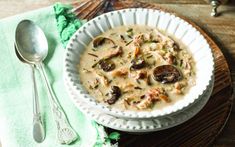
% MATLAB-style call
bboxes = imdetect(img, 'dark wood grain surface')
[111,1,234,146]
[0,0,234,146]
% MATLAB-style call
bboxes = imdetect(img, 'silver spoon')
[15,20,78,144]
[14,44,45,143]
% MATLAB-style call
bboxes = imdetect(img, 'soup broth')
[78,25,196,111]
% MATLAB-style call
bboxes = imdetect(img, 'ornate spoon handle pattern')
[38,63,78,144]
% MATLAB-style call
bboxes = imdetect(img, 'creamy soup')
[78,25,196,111]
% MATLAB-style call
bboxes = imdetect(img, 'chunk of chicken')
[95,71,109,86]
[136,88,170,109]
[163,52,176,64]
[133,33,153,47]
[133,34,144,47]
[121,83,135,93]
[153,29,174,47]
[111,68,129,77]
[173,81,188,94]
[136,96,153,110]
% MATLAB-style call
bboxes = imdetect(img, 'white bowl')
[64,75,214,132]
[64,8,214,119]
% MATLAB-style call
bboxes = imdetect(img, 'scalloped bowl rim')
[64,8,214,119]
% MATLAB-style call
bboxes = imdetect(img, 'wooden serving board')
[73,0,234,146]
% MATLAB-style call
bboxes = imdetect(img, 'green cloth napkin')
[0,6,110,147]
[54,3,86,48]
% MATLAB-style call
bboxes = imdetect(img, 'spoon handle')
[31,65,45,143]
[38,63,78,144]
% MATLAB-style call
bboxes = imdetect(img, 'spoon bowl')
[15,20,48,64]
[14,44,26,63]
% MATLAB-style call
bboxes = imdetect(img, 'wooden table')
[1,0,234,146]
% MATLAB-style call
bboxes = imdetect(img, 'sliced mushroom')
[153,65,182,84]
[104,46,123,59]
[130,57,146,70]
[92,46,123,68]
[99,59,115,72]
[106,86,121,105]
[93,37,115,48]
